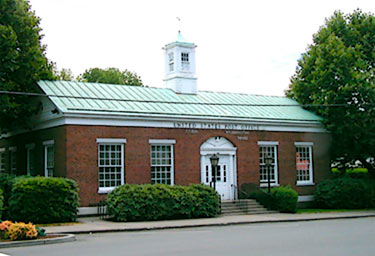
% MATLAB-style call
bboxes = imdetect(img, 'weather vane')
[176,17,181,33]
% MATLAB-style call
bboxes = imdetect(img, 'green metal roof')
[164,31,195,48]
[37,80,322,123]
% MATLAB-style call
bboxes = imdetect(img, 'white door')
[202,155,232,200]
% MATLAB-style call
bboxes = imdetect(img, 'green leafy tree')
[53,68,74,81]
[78,67,143,86]
[286,9,375,177]
[0,0,54,132]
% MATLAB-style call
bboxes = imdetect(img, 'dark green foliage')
[0,174,21,219]
[315,178,375,209]
[286,9,375,177]
[8,177,80,223]
[79,67,143,86]
[0,189,3,219]
[106,184,220,222]
[0,0,55,132]
[271,186,298,213]
[252,186,298,213]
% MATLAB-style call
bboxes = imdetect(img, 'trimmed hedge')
[0,174,19,219]
[8,177,80,224]
[315,178,375,209]
[252,186,298,213]
[107,184,220,222]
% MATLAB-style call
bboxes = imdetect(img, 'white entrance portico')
[200,137,237,200]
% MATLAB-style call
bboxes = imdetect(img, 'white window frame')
[258,141,279,187]
[97,138,126,194]
[181,52,190,70]
[149,139,175,185]
[0,148,5,174]
[43,140,54,177]
[168,52,174,72]
[295,142,314,186]
[9,146,17,175]
[26,143,35,176]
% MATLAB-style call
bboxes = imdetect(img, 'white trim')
[298,195,314,202]
[259,144,279,185]
[98,187,115,194]
[25,143,35,150]
[9,146,17,152]
[42,140,54,146]
[257,141,279,146]
[295,144,314,185]
[96,138,127,144]
[149,139,176,144]
[3,113,327,139]
[150,143,175,185]
[0,148,4,153]
[297,181,315,186]
[260,183,280,188]
[44,143,54,177]
[295,142,314,146]
[97,143,125,192]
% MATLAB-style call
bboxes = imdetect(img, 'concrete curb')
[52,214,375,235]
[0,234,75,248]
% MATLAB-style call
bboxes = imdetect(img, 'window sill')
[98,187,115,194]
[296,182,315,186]
[259,183,280,188]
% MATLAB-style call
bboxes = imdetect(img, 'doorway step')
[221,199,277,216]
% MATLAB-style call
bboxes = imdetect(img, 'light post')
[210,154,219,190]
[264,154,273,193]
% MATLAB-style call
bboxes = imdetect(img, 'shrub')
[8,177,80,224]
[252,186,298,213]
[271,186,298,213]
[107,184,220,222]
[8,222,38,241]
[315,178,375,209]
[0,174,17,219]
[0,189,3,219]
[0,220,13,239]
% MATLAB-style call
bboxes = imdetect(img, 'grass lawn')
[297,209,373,214]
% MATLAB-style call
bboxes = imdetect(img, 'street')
[2,218,375,256]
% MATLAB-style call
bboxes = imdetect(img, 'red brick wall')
[64,125,331,206]
[0,125,331,206]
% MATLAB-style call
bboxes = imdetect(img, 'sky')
[29,0,375,96]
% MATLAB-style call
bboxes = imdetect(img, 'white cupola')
[163,31,197,94]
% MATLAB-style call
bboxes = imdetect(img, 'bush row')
[0,175,79,224]
[107,183,220,222]
[314,178,375,209]
[251,186,298,213]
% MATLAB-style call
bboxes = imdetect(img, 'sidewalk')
[41,210,375,234]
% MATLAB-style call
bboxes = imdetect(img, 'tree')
[78,67,143,86]
[286,9,375,177]
[54,68,75,81]
[0,0,54,132]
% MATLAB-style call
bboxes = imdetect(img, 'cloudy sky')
[29,0,375,96]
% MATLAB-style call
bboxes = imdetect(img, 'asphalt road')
[1,218,375,256]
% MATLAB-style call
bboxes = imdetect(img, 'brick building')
[0,33,331,209]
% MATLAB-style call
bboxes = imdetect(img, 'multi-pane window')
[168,52,174,72]
[97,138,126,193]
[26,144,35,176]
[258,142,278,185]
[9,147,17,175]
[0,148,5,173]
[295,142,314,185]
[44,145,54,177]
[181,52,189,70]
[149,140,175,185]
